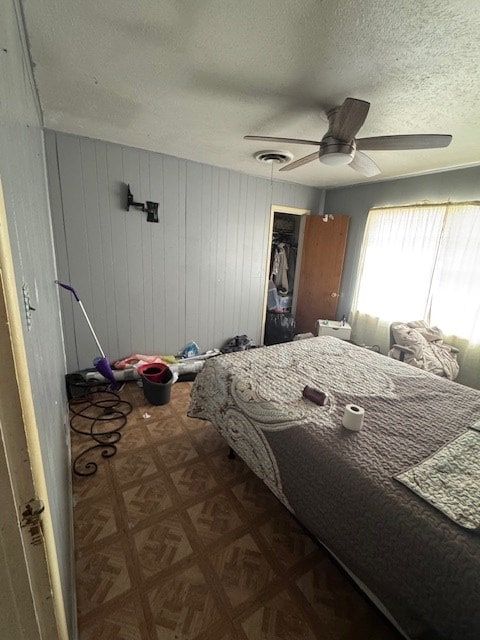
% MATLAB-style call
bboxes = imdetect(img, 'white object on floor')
[170,360,204,375]
[178,348,221,362]
[316,320,352,341]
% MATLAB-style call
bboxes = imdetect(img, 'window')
[353,202,480,344]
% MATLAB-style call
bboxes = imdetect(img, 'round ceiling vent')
[254,150,293,164]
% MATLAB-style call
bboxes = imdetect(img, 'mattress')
[189,336,480,640]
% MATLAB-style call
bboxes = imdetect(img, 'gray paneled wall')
[46,131,322,371]
[1,1,74,635]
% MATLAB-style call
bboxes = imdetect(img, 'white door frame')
[0,179,69,639]
[260,205,310,344]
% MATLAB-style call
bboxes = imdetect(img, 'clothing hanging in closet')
[271,243,289,292]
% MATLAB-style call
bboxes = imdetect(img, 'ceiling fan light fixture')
[319,137,356,166]
[319,152,353,166]
[245,98,452,177]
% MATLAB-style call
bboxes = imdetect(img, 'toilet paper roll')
[342,404,365,431]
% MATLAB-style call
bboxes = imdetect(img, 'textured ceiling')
[23,0,480,188]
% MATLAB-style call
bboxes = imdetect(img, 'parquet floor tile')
[78,593,148,640]
[193,424,228,454]
[146,415,187,442]
[134,514,193,578]
[74,493,119,549]
[72,463,110,504]
[76,537,131,615]
[259,511,319,571]
[187,491,244,544]
[71,380,402,640]
[241,590,316,640]
[209,447,251,483]
[155,435,200,468]
[210,533,277,608]
[230,476,281,517]
[116,423,150,451]
[112,448,159,486]
[122,475,173,528]
[170,459,218,499]
[147,563,223,640]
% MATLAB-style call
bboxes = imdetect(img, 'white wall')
[0,1,73,636]
[325,166,480,318]
[45,130,323,371]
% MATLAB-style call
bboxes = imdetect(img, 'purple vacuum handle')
[55,280,80,302]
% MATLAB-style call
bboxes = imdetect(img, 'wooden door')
[295,215,350,334]
[0,180,68,640]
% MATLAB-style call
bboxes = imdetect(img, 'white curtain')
[429,204,480,388]
[351,203,480,388]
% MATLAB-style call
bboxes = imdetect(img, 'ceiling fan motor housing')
[319,137,356,165]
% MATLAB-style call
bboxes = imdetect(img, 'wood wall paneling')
[95,139,118,360]
[44,131,79,371]
[163,155,187,352]
[47,131,323,370]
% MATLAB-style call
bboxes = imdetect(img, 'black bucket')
[141,367,173,406]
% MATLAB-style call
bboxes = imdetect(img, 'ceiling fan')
[244,98,452,177]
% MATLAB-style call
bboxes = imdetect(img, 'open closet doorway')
[261,205,309,344]
[261,206,350,344]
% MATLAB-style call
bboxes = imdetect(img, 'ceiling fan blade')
[356,134,452,151]
[244,135,321,146]
[331,98,370,142]
[349,151,381,177]
[279,152,318,172]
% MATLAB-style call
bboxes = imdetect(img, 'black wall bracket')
[126,184,159,223]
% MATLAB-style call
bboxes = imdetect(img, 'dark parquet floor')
[71,381,401,640]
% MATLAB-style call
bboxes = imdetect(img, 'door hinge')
[20,499,45,546]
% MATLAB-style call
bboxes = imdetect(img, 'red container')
[137,363,169,383]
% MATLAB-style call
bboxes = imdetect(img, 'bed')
[188,336,480,640]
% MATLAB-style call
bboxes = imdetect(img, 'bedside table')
[315,320,352,341]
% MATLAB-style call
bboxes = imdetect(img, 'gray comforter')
[188,337,480,640]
